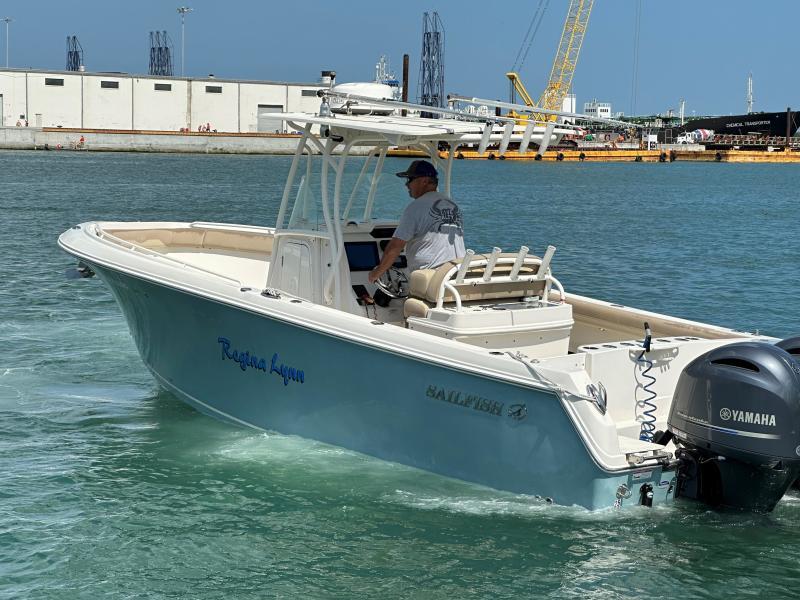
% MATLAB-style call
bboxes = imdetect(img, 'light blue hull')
[96,264,674,510]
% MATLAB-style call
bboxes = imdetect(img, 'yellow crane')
[506,0,594,122]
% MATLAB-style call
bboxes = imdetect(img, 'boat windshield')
[278,147,407,231]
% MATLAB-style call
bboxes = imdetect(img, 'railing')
[434,245,566,311]
[706,134,800,147]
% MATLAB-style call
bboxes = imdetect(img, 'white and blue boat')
[59,93,800,512]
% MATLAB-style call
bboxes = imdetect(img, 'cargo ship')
[677,110,799,137]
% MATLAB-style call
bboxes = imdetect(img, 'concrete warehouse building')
[0,68,333,133]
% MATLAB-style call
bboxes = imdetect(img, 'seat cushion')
[403,297,431,319]
[409,253,544,304]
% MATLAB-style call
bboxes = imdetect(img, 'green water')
[1,150,799,598]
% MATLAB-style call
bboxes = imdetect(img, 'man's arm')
[368,237,406,283]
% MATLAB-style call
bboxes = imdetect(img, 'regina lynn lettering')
[217,337,304,385]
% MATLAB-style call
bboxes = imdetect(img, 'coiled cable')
[637,322,657,442]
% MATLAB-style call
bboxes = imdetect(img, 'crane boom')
[538,0,593,114]
[505,0,593,122]
[505,71,536,107]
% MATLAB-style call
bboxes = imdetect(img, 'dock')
[3,127,799,162]
[389,147,800,163]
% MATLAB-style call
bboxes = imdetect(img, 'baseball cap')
[396,160,437,179]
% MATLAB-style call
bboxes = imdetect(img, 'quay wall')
[0,127,303,154]
[4,127,798,161]
[417,147,800,163]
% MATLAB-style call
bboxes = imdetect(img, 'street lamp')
[2,17,11,69]
[176,7,192,77]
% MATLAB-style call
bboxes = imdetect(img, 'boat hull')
[89,261,674,510]
[678,111,799,137]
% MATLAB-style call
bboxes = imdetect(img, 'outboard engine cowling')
[777,335,800,489]
[776,335,800,358]
[667,341,800,512]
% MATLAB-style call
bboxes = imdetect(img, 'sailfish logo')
[508,404,527,421]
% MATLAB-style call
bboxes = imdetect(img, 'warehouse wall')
[0,69,327,132]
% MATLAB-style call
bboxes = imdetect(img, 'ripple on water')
[2,154,800,598]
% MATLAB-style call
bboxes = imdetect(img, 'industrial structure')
[506,0,594,120]
[0,68,329,132]
[417,11,444,113]
[148,32,174,77]
[583,99,611,120]
[65,36,84,72]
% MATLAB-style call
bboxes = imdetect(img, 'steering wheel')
[374,267,409,299]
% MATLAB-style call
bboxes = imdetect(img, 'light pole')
[176,7,192,77]
[2,17,11,69]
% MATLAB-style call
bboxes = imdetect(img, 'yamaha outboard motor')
[776,336,800,490]
[667,341,800,512]
[777,335,800,358]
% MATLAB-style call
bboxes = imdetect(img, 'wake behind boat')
[59,93,800,512]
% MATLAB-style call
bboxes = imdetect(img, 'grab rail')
[433,249,566,310]
[189,221,276,234]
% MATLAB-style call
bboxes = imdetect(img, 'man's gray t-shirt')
[393,191,466,271]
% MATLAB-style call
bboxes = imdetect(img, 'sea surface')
[1,150,799,599]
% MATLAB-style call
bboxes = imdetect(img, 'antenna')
[746,72,753,113]
[66,35,84,71]
[149,31,174,76]
[417,11,445,117]
[375,55,400,100]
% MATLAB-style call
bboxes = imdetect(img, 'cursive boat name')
[217,337,304,385]
[426,385,503,417]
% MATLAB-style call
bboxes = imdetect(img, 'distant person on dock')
[368,159,465,281]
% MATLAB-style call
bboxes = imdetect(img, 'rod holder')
[455,249,475,284]
[539,245,556,278]
[483,247,502,281]
[509,245,529,280]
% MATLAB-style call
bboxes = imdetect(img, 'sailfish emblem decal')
[428,199,463,232]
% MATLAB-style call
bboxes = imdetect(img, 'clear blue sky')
[2,0,797,116]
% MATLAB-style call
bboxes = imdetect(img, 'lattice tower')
[149,31,174,77]
[66,36,84,71]
[417,12,445,115]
